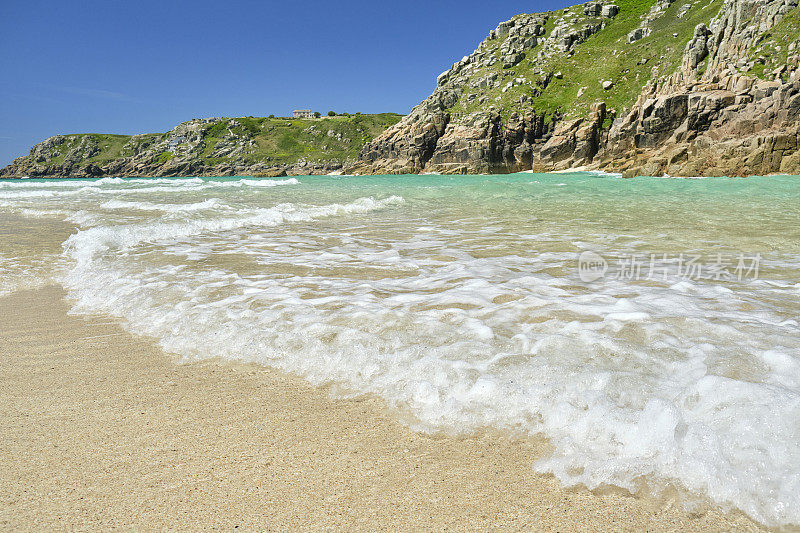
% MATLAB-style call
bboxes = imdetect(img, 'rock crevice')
[352,0,800,177]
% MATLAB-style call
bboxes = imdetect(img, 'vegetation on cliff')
[7,0,800,179]
[357,0,800,177]
[1,113,403,178]
[448,0,724,121]
[746,5,800,81]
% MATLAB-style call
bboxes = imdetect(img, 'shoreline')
[3,169,792,180]
[0,286,765,530]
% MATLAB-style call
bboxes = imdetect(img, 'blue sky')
[0,0,573,166]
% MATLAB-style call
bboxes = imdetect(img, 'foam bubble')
[0,252,61,297]
[586,170,624,178]
[100,198,228,212]
[63,195,405,269]
[2,174,799,527]
[58,215,800,528]
[214,178,301,187]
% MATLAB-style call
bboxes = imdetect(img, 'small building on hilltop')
[292,109,314,119]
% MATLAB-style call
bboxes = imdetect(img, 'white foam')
[100,198,228,213]
[65,210,102,226]
[0,179,100,188]
[0,186,101,199]
[2,175,799,528]
[0,252,61,297]
[57,207,800,528]
[63,195,405,269]
[215,178,300,187]
[585,170,624,178]
[655,174,724,180]
[0,177,207,188]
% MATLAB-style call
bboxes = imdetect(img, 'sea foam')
[2,174,798,527]
[100,198,228,213]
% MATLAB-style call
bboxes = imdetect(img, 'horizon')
[0,0,573,167]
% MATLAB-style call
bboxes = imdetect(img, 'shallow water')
[1,172,799,526]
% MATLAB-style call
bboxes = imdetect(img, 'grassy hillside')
[41,134,139,167]
[29,113,403,171]
[196,113,403,166]
[448,0,724,120]
[746,6,800,81]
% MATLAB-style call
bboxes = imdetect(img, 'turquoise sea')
[1,172,798,526]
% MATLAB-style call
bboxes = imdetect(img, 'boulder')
[628,28,650,43]
[496,20,515,38]
[83,163,103,177]
[602,4,619,17]
[685,24,712,69]
[584,3,603,16]
[253,169,288,178]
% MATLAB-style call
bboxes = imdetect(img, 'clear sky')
[0,0,574,166]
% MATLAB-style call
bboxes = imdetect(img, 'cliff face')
[0,114,402,178]
[5,1,799,179]
[351,0,800,177]
[601,0,800,176]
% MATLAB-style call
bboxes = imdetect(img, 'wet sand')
[0,286,763,531]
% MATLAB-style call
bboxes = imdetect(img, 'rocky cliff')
[6,0,800,179]
[351,0,800,177]
[0,114,402,178]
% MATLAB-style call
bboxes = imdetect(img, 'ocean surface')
[1,172,798,526]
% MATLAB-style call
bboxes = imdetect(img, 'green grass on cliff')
[198,113,402,166]
[28,114,402,171]
[533,0,724,117]
[37,137,78,166]
[448,0,724,121]
[201,114,404,165]
[38,134,131,166]
[86,134,134,164]
[746,5,800,81]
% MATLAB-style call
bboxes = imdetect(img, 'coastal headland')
[4,0,800,178]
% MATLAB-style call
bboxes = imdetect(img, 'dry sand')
[0,286,764,531]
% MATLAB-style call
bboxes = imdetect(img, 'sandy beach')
[0,286,764,531]
[3,0,800,525]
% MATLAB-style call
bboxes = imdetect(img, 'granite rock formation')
[1,114,402,178]
[5,0,800,179]
[351,0,800,177]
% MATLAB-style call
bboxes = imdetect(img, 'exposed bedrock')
[353,0,800,177]
[6,0,800,179]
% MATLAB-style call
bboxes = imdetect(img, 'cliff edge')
[5,0,800,179]
[0,114,403,178]
[351,0,800,177]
